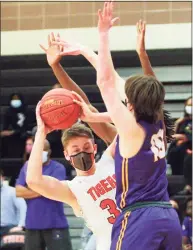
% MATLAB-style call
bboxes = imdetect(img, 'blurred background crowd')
[1,1,192,250]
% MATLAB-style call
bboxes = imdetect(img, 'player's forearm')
[138,51,156,77]
[97,32,116,88]
[16,185,40,199]
[80,46,98,70]
[26,131,45,187]
[87,105,117,144]
[87,111,112,123]
[51,63,89,104]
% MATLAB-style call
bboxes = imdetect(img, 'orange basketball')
[40,89,81,130]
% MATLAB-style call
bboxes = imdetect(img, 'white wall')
[1,23,191,56]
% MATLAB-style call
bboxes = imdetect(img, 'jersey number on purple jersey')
[150,129,165,162]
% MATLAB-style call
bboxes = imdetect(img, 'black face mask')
[70,152,94,171]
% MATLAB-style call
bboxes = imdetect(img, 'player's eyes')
[72,150,79,155]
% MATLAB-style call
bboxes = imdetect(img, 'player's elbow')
[97,74,116,88]
[26,176,41,189]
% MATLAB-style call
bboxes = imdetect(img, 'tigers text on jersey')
[67,151,120,250]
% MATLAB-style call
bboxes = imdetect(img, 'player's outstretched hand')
[40,32,63,67]
[136,20,146,55]
[51,39,84,56]
[72,91,96,122]
[98,1,119,33]
[36,102,53,136]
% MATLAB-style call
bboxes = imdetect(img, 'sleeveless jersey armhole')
[66,180,84,218]
[116,122,148,160]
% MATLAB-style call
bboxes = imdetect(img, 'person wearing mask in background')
[0,168,26,238]
[167,97,192,176]
[23,137,34,163]
[15,139,72,250]
[0,93,36,158]
[182,198,192,250]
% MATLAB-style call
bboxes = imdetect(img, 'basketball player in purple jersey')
[73,2,182,250]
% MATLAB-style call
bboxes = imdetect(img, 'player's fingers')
[111,17,119,26]
[142,21,146,34]
[104,2,108,17]
[73,99,83,107]
[138,19,142,32]
[106,1,110,16]
[136,21,140,33]
[55,33,61,50]
[39,44,47,52]
[57,33,61,40]
[71,91,84,103]
[98,9,103,20]
[56,33,61,48]
[108,1,113,16]
[52,41,64,46]
[51,32,55,42]
[36,101,42,117]
[48,34,51,47]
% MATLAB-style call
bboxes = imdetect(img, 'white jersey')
[67,151,120,250]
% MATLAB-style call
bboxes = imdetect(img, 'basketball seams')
[41,102,75,115]
[40,89,80,129]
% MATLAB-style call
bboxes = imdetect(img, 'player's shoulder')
[98,150,114,164]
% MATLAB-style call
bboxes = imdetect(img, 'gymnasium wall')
[1,1,192,31]
[1,1,192,55]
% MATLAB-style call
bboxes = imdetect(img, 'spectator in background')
[0,93,36,158]
[170,199,182,223]
[0,168,26,238]
[23,137,34,163]
[47,83,64,158]
[15,139,72,250]
[167,96,192,175]
[182,198,192,250]
[80,226,96,250]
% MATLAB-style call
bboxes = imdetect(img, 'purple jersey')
[115,120,170,209]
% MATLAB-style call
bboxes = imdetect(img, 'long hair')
[163,109,175,143]
[125,75,165,123]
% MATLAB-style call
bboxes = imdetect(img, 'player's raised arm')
[96,2,143,153]
[53,36,126,101]
[136,21,174,145]
[40,33,89,104]
[26,103,76,206]
[40,33,116,144]
[136,20,156,77]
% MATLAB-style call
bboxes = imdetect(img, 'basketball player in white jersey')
[26,108,119,250]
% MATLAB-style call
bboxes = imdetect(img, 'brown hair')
[125,75,165,123]
[61,123,94,149]
[23,136,34,163]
